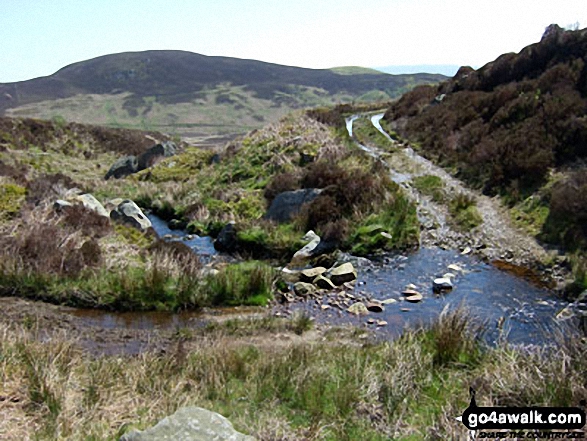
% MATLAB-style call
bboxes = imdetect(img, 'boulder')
[104,155,138,180]
[433,277,453,292]
[120,406,255,441]
[137,141,178,171]
[294,282,316,297]
[110,200,152,230]
[291,230,321,263]
[265,188,322,223]
[299,267,327,283]
[214,223,238,253]
[366,301,384,313]
[313,274,336,290]
[72,194,109,217]
[328,262,357,286]
[347,302,369,315]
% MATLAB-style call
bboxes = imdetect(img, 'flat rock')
[120,406,255,441]
[447,264,463,272]
[328,262,357,286]
[404,292,423,303]
[381,298,397,305]
[347,302,369,315]
[376,320,388,327]
[300,267,327,283]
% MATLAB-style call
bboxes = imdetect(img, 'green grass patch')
[0,182,27,218]
[205,261,275,306]
[448,193,483,230]
[412,174,445,202]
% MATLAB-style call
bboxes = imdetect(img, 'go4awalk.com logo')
[456,388,586,439]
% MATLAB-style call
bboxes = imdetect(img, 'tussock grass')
[1,310,584,440]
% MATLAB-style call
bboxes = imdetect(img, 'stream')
[62,117,580,352]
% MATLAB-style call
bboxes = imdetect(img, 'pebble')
[461,247,472,255]
[376,320,388,327]
[381,298,397,305]
[447,264,463,272]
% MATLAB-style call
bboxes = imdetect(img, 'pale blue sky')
[1,0,585,82]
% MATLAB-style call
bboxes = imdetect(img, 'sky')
[0,0,585,83]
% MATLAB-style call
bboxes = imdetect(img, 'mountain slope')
[0,51,445,143]
[382,24,587,291]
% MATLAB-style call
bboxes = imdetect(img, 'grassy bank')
[0,309,584,440]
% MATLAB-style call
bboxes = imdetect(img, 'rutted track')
[347,113,570,289]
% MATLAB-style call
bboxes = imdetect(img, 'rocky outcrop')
[105,141,178,180]
[110,200,152,230]
[137,141,177,170]
[265,188,321,223]
[120,406,255,441]
[105,155,139,180]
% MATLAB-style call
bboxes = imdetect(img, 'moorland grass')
[0,309,584,440]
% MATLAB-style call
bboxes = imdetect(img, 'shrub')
[60,205,112,238]
[263,171,300,203]
[449,193,483,229]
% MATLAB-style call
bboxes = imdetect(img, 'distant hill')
[0,50,445,144]
[375,65,462,76]
[383,24,587,256]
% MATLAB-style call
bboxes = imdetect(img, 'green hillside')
[0,51,445,143]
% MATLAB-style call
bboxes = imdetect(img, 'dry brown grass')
[0,309,584,440]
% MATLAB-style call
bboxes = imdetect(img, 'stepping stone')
[404,292,423,303]
[366,301,384,313]
[347,302,369,315]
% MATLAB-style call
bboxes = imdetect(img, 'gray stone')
[294,282,316,297]
[105,155,138,180]
[433,277,453,292]
[110,200,152,230]
[265,188,322,223]
[72,194,109,217]
[313,274,336,290]
[328,262,357,286]
[299,267,327,283]
[120,406,255,441]
[347,302,369,315]
[214,223,238,253]
[366,301,384,313]
[137,141,178,171]
[291,231,321,263]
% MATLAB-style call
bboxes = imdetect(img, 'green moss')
[0,183,27,218]
[113,224,152,248]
